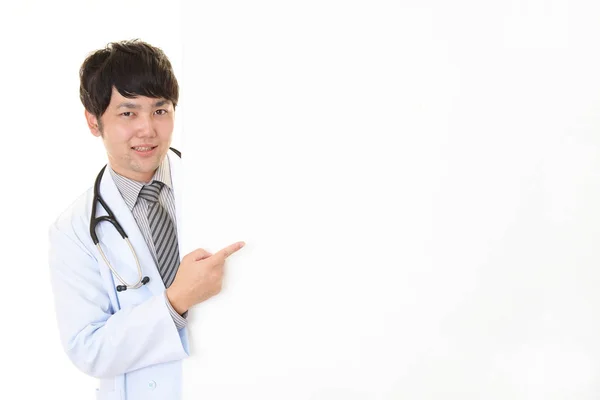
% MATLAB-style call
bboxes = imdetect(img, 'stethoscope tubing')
[90,148,181,291]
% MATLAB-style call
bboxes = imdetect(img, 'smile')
[132,146,157,151]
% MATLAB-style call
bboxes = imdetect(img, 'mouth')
[131,145,158,155]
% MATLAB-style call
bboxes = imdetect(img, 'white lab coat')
[48,152,190,400]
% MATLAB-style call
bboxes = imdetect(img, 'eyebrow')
[116,99,171,109]
[154,99,170,107]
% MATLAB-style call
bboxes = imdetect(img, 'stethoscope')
[90,147,182,292]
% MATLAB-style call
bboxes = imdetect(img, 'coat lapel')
[94,150,183,307]
[167,151,184,259]
[166,150,190,348]
[95,165,166,301]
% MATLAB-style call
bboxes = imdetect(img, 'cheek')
[111,124,136,142]
[157,119,175,137]
[103,125,136,147]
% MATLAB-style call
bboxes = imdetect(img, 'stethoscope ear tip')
[142,276,150,285]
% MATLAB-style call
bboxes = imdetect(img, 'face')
[85,87,175,182]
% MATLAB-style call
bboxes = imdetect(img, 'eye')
[155,109,168,115]
[120,112,134,117]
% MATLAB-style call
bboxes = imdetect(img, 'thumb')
[188,248,213,261]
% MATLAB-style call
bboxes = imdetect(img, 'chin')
[131,157,161,171]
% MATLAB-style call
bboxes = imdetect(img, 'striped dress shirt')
[108,157,187,330]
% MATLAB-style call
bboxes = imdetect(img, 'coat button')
[148,381,157,390]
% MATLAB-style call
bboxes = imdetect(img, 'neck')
[110,165,155,183]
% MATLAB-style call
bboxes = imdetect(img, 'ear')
[85,110,102,137]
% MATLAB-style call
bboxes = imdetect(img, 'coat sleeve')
[48,221,189,379]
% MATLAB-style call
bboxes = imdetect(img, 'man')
[48,39,244,400]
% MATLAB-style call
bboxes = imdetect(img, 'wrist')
[166,287,189,315]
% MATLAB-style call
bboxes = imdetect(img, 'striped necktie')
[138,181,180,288]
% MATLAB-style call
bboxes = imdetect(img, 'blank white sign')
[179,1,600,399]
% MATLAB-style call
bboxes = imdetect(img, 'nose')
[135,115,156,137]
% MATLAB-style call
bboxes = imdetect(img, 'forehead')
[108,87,171,108]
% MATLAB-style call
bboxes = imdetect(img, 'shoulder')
[49,186,95,247]
[47,186,102,282]
[167,149,181,168]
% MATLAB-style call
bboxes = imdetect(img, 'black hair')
[79,39,179,122]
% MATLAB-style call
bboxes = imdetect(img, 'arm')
[165,292,188,329]
[48,223,189,379]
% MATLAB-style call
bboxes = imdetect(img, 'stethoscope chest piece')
[90,148,181,292]
[91,167,151,292]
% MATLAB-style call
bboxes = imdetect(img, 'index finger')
[215,241,246,259]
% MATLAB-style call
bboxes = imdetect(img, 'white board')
[179,1,600,398]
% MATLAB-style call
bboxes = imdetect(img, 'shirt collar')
[108,156,173,211]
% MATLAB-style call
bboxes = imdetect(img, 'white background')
[2,1,600,399]
[180,1,600,399]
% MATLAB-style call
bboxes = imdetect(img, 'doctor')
[48,39,245,400]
